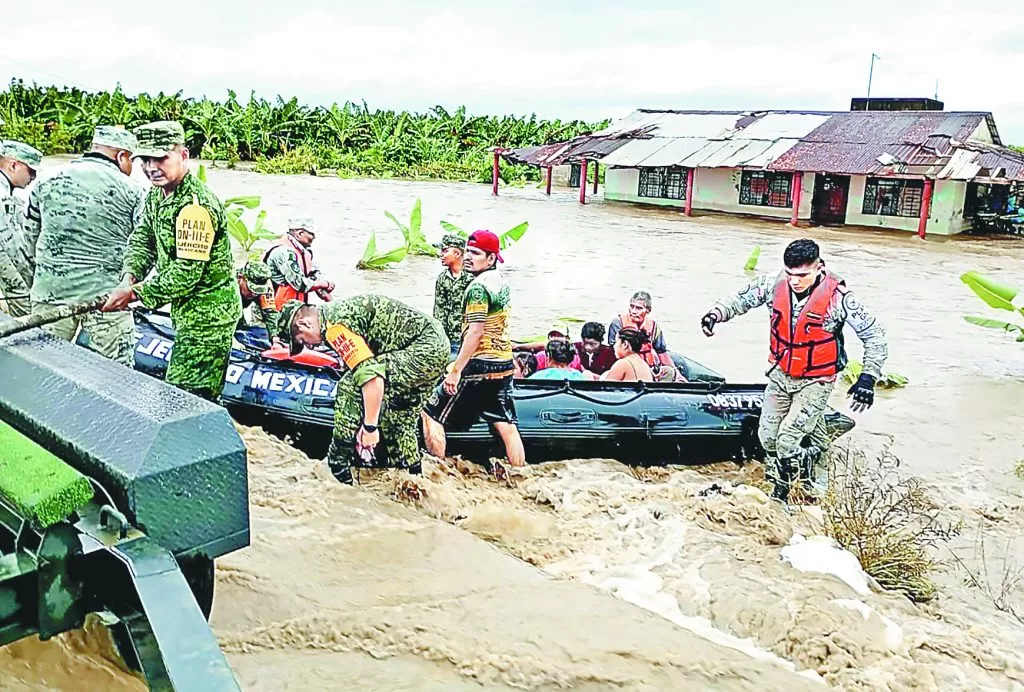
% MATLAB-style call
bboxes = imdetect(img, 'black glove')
[846,374,876,412]
[701,311,718,337]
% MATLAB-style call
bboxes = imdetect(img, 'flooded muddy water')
[5,166,1024,690]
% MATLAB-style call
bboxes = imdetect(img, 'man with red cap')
[423,230,525,467]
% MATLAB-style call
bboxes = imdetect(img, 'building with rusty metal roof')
[498,106,1024,237]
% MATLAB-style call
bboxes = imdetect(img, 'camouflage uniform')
[123,121,242,401]
[432,233,472,350]
[264,219,322,297]
[0,140,42,317]
[237,259,280,336]
[22,127,146,366]
[709,270,888,496]
[279,295,450,479]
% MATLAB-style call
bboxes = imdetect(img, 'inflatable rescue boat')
[132,311,855,463]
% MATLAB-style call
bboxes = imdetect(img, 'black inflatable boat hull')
[132,312,853,463]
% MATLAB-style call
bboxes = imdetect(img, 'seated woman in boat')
[585,327,653,382]
[533,324,582,371]
[529,339,585,380]
[574,321,616,375]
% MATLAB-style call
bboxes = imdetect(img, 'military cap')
[278,299,307,355]
[132,120,186,158]
[0,140,43,169]
[239,260,272,296]
[92,125,139,153]
[432,233,466,251]
[288,217,316,235]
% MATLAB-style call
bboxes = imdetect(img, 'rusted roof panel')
[636,138,714,167]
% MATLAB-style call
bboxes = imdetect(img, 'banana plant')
[841,360,909,388]
[960,271,1024,342]
[438,219,530,250]
[386,198,437,257]
[744,246,761,272]
[356,232,407,270]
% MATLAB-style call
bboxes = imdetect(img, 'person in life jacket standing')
[700,239,888,505]
[263,217,335,309]
[608,291,684,381]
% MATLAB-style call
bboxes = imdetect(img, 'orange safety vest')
[768,272,844,378]
[617,312,661,368]
[263,235,315,310]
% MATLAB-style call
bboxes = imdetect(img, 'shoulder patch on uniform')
[326,323,374,370]
[175,199,215,261]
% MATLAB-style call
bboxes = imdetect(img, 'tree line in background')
[0,80,606,183]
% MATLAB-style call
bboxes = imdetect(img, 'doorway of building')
[811,174,851,225]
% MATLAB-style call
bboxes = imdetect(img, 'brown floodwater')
[4,165,1024,690]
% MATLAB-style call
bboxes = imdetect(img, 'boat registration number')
[706,394,763,410]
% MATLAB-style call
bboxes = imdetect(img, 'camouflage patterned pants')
[326,328,450,478]
[759,370,835,498]
[167,321,235,402]
[0,252,30,317]
[35,305,135,367]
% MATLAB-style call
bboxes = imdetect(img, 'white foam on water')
[832,599,905,650]
[780,534,872,596]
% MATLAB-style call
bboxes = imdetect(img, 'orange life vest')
[768,272,844,378]
[618,312,660,368]
[263,235,315,310]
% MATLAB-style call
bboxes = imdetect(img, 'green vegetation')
[0,80,606,183]
[439,219,531,250]
[387,199,436,257]
[824,442,960,603]
[841,359,909,388]
[198,165,281,260]
[743,246,761,272]
[0,420,94,528]
[356,232,408,270]
[960,271,1024,342]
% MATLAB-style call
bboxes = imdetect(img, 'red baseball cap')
[467,230,503,263]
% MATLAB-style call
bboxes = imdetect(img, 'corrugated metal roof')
[499,108,1024,181]
[599,139,674,167]
[727,113,831,140]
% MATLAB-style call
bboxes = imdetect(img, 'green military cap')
[278,299,307,355]
[0,140,43,170]
[239,260,272,296]
[432,233,466,251]
[132,120,186,158]
[92,125,139,153]
[288,217,316,235]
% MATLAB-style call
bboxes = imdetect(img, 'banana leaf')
[197,164,207,183]
[960,272,1019,312]
[384,211,409,244]
[226,213,249,248]
[744,246,761,272]
[356,232,407,270]
[499,221,529,250]
[405,199,438,256]
[963,316,1022,333]
[841,359,909,388]
[440,220,469,238]
[225,195,261,209]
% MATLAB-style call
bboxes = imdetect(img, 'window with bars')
[739,171,792,207]
[862,178,924,217]
[638,167,688,200]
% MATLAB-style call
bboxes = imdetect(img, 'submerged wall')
[605,167,970,235]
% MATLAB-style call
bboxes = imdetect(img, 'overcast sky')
[4,0,1024,143]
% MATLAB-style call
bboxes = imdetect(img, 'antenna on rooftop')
[867,53,881,97]
[934,79,939,100]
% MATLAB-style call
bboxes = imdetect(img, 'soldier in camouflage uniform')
[236,259,281,343]
[0,140,42,317]
[102,121,241,401]
[278,295,450,485]
[263,217,334,309]
[431,232,473,356]
[22,127,146,365]
[701,239,888,503]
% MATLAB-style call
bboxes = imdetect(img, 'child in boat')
[574,321,616,375]
[585,327,653,382]
[513,351,538,378]
[529,339,585,380]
